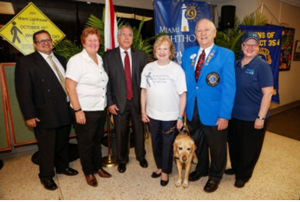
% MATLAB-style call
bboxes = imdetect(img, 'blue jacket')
[182,44,236,126]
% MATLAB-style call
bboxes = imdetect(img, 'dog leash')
[147,122,177,135]
[144,123,150,139]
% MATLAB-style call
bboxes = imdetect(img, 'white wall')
[215,0,257,26]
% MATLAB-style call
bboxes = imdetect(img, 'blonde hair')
[153,35,175,60]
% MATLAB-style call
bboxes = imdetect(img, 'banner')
[0,2,65,55]
[153,0,211,65]
[240,25,283,104]
[104,0,119,51]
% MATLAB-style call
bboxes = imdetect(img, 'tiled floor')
[0,131,299,200]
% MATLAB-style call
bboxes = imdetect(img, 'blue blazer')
[182,44,236,126]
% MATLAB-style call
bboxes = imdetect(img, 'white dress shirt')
[119,47,132,75]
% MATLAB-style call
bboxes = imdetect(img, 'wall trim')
[270,100,300,116]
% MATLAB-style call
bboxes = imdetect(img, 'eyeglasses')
[119,33,133,37]
[243,43,258,48]
[35,39,52,44]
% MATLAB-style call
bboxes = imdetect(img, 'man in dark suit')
[103,25,148,173]
[15,30,78,191]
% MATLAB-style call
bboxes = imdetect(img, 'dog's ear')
[192,141,197,153]
[173,141,179,158]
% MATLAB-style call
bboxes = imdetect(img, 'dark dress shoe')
[224,168,236,175]
[188,171,208,181]
[56,167,78,176]
[204,179,219,193]
[160,177,169,186]
[139,159,148,168]
[151,172,161,178]
[97,168,112,178]
[234,179,246,188]
[117,164,126,173]
[41,179,58,191]
[85,174,98,187]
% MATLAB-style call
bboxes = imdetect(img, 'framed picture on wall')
[280,27,295,71]
[293,40,300,61]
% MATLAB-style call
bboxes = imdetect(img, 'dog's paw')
[175,180,182,187]
[182,181,189,188]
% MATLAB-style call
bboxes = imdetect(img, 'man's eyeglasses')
[119,33,132,37]
[35,39,52,44]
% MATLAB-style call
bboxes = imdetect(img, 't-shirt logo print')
[146,72,156,87]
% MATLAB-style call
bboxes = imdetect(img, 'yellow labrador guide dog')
[173,128,197,188]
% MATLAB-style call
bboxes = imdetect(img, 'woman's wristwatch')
[257,116,265,120]
[74,108,82,113]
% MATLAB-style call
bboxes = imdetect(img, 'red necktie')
[124,51,133,100]
[195,50,205,82]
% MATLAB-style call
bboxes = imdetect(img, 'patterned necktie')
[124,51,133,100]
[195,50,205,82]
[48,55,67,94]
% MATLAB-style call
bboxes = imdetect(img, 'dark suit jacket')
[15,51,71,129]
[103,47,148,114]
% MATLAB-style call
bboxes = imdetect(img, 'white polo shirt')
[66,49,108,111]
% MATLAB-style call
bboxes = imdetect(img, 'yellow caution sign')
[0,2,65,55]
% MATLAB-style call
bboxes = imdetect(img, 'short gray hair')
[118,25,133,36]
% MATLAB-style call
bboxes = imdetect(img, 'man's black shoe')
[204,179,219,193]
[117,163,126,173]
[234,179,246,188]
[41,179,58,191]
[188,171,208,181]
[56,167,79,176]
[139,158,148,168]
[224,168,236,175]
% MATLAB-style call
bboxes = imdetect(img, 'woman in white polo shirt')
[65,27,111,187]
[141,35,187,186]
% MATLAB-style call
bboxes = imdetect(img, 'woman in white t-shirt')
[65,27,111,187]
[141,36,187,186]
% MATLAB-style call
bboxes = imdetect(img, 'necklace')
[156,60,171,70]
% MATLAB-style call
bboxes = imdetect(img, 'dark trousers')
[149,118,178,174]
[228,117,266,182]
[113,99,145,164]
[187,102,228,181]
[71,109,106,175]
[34,124,71,180]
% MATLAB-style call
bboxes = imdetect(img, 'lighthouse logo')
[181,3,202,32]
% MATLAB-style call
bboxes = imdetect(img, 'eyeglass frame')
[118,33,133,38]
[242,43,259,48]
[35,39,52,44]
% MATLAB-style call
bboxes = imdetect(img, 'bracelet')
[74,108,82,113]
[178,117,184,121]
[257,116,265,120]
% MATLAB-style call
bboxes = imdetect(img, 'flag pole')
[102,0,118,167]
[102,111,117,167]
